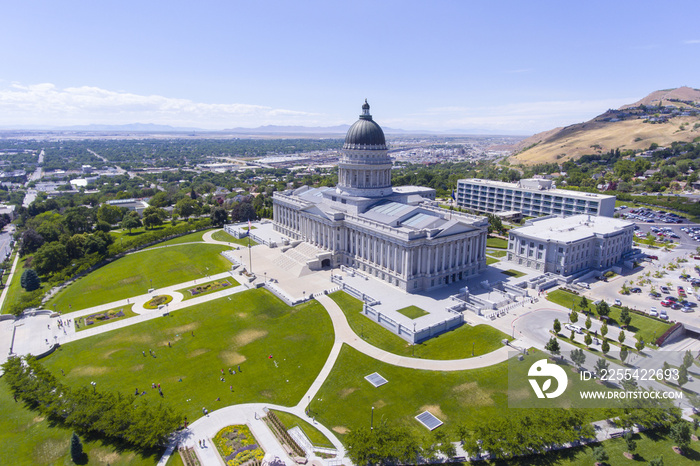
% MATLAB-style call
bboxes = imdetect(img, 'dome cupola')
[343,99,387,150]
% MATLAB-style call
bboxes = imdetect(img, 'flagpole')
[248,219,253,274]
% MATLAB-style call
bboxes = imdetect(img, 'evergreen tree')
[70,432,84,463]
[584,333,593,348]
[552,318,561,334]
[570,309,579,323]
[20,269,40,291]
[670,421,691,453]
[545,337,560,358]
[602,339,610,355]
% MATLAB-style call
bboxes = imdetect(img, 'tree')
[624,431,636,456]
[545,337,560,358]
[175,197,198,220]
[596,300,610,317]
[620,307,632,328]
[648,456,664,466]
[618,330,626,346]
[33,242,69,275]
[670,421,691,453]
[601,339,610,355]
[585,333,593,348]
[70,431,86,464]
[20,269,40,291]
[601,322,608,339]
[553,318,561,335]
[580,296,589,309]
[120,211,142,233]
[95,220,111,233]
[585,315,592,331]
[97,204,125,225]
[635,337,646,353]
[592,446,608,463]
[571,348,586,369]
[142,207,167,230]
[620,346,629,365]
[678,364,689,388]
[570,309,579,323]
[595,358,609,376]
[210,206,229,227]
[19,229,44,256]
[683,350,694,369]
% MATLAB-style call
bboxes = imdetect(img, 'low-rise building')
[506,215,634,276]
[455,178,616,218]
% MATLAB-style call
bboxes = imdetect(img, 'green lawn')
[143,229,211,248]
[486,257,500,265]
[177,277,240,301]
[42,288,335,424]
[396,305,429,319]
[328,291,510,359]
[486,237,508,249]
[270,410,334,448]
[496,429,699,465]
[211,229,258,247]
[502,269,526,278]
[45,243,233,312]
[486,249,508,258]
[311,345,610,440]
[547,289,671,344]
[76,304,138,331]
[0,379,162,465]
[0,255,43,314]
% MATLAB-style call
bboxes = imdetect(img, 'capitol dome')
[343,100,387,150]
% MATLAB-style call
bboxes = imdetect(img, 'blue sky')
[1,0,699,134]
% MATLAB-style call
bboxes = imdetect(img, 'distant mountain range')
[0,122,523,136]
[509,86,700,165]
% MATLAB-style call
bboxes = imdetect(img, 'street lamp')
[264,272,267,282]
[472,342,475,357]
[90,381,96,393]
[370,406,374,432]
[412,323,416,357]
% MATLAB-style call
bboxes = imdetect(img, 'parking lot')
[616,205,700,249]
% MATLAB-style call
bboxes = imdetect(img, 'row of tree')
[2,356,182,451]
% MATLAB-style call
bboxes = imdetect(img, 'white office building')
[273,101,489,293]
[456,178,616,218]
[506,215,634,276]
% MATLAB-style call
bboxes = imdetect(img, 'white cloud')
[684,39,700,44]
[383,98,633,133]
[0,82,329,129]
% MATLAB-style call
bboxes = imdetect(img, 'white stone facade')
[506,215,635,276]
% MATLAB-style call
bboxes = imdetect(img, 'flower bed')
[214,425,264,466]
[188,279,231,296]
[80,308,127,326]
[143,294,173,309]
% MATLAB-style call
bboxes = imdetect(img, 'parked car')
[661,300,672,307]
[682,307,693,313]
[660,310,669,319]
[649,307,659,316]
[614,299,622,306]
[630,287,642,293]
[667,296,678,302]
[672,303,682,310]
[649,291,661,298]
[660,286,670,293]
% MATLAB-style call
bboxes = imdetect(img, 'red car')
[661,300,672,307]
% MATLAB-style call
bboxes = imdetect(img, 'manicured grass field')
[547,289,671,344]
[486,249,508,258]
[45,243,233,312]
[211,229,258,247]
[486,257,500,265]
[177,277,240,301]
[328,291,510,359]
[0,255,38,314]
[396,305,428,319]
[502,269,526,278]
[42,288,335,424]
[143,229,211,248]
[75,304,138,332]
[0,379,160,465]
[486,237,508,249]
[311,345,610,439]
[271,410,334,448]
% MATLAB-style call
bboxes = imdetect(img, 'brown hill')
[509,87,700,165]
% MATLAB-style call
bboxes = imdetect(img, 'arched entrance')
[321,258,331,268]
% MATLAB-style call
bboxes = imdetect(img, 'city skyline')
[2,0,699,134]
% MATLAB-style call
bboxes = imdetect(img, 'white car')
[659,310,669,320]
[614,299,622,306]
[649,307,658,317]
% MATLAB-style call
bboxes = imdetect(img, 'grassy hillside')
[511,115,700,164]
